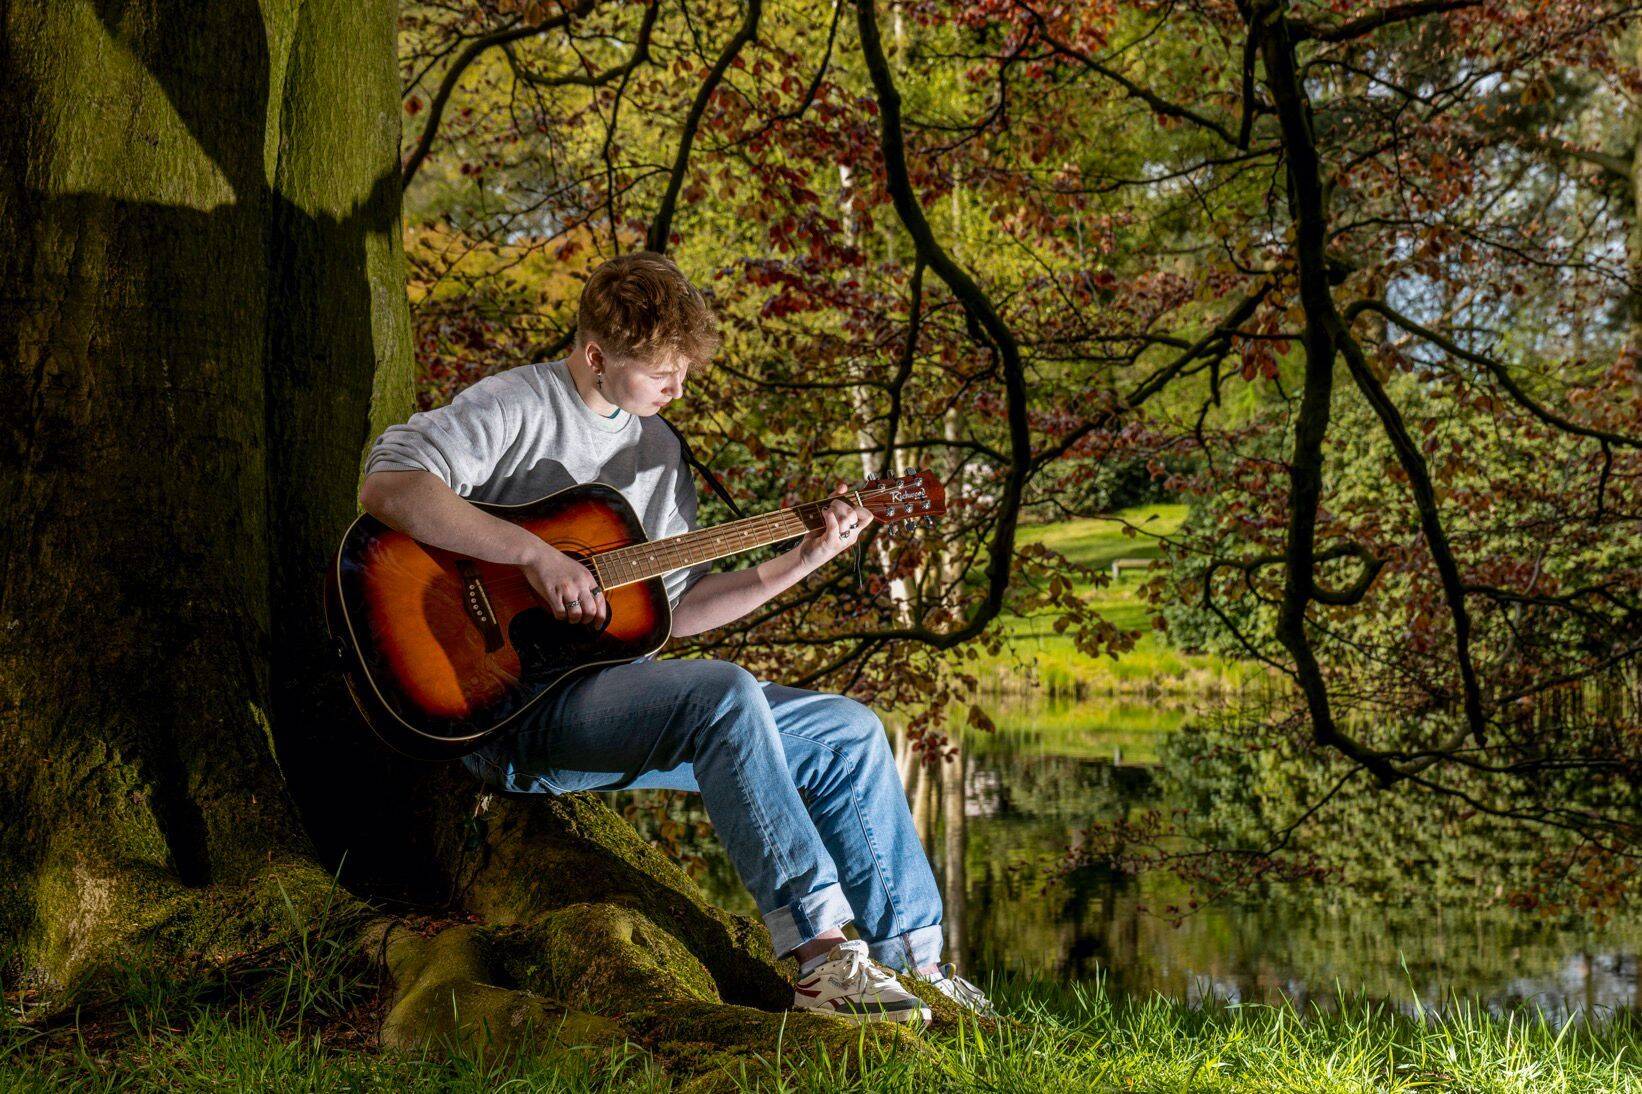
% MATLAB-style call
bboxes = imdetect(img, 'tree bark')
[0,0,349,988]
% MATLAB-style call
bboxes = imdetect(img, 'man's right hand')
[359,470,609,625]
[521,541,608,626]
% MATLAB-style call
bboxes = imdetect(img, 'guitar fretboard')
[590,494,857,590]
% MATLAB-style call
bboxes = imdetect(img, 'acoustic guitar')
[326,471,946,759]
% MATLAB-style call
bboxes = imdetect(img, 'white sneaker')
[916,963,996,1016]
[791,940,931,1025]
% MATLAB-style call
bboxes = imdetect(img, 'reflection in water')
[621,695,1640,1022]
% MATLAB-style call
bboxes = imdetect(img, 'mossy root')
[369,920,624,1060]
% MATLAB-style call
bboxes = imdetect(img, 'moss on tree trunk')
[0,0,337,987]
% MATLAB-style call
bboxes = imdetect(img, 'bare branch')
[1291,0,1480,44]
[402,0,602,189]
[646,0,764,253]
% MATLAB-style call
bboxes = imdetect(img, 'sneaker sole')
[865,1004,931,1026]
[792,1001,932,1026]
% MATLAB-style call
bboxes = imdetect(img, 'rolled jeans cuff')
[763,882,854,957]
[867,924,944,973]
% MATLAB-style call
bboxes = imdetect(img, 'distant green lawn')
[957,505,1248,697]
[954,694,1187,765]
[1021,502,1184,569]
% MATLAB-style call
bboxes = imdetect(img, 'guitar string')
[466,486,936,597]
[470,508,811,596]
[474,487,927,595]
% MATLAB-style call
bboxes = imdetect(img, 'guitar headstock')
[856,469,947,528]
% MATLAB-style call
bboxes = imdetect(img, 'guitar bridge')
[456,559,505,652]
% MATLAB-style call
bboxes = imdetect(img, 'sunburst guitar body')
[326,483,668,760]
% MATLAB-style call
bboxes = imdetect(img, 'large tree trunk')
[0,0,950,1071]
[0,0,352,987]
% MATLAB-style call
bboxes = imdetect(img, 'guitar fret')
[581,480,920,593]
[596,507,814,590]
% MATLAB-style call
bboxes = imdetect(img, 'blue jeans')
[462,657,944,972]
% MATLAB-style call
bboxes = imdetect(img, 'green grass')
[959,505,1249,697]
[6,877,1636,1090]
[1020,503,1186,570]
[5,977,1637,1091]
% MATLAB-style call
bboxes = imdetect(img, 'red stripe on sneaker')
[793,986,822,998]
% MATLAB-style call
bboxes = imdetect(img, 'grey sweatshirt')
[363,359,707,608]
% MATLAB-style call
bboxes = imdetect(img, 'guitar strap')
[656,413,746,519]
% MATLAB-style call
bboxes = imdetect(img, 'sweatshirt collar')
[552,358,633,434]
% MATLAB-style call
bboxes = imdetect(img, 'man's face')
[589,343,690,416]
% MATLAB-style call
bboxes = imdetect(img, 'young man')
[359,252,990,1024]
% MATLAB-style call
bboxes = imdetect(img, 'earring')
[595,371,604,389]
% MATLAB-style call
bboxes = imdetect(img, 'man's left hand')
[796,483,874,570]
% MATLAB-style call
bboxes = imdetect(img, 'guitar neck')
[589,492,859,591]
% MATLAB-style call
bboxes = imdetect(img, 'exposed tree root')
[14,857,364,1013]
[15,785,961,1081]
[369,920,625,1059]
[367,917,929,1085]
[360,790,954,1081]
[504,902,720,1010]
[443,790,794,1010]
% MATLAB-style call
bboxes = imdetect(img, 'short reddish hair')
[576,252,720,366]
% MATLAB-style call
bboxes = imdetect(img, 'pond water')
[621,692,1641,1023]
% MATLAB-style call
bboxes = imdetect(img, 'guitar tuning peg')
[921,515,936,528]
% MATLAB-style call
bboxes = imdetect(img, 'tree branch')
[1029,286,1269,472]
[646,0,764,253]
[1013,0,1239,145]
[1291,0,1480,43]
[878,258,924,479]
[852,0,1033,650]
[402,0,602,189]
[502,0,658,90]
[1344,299,1642,449]
[1247,0,1409,787]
